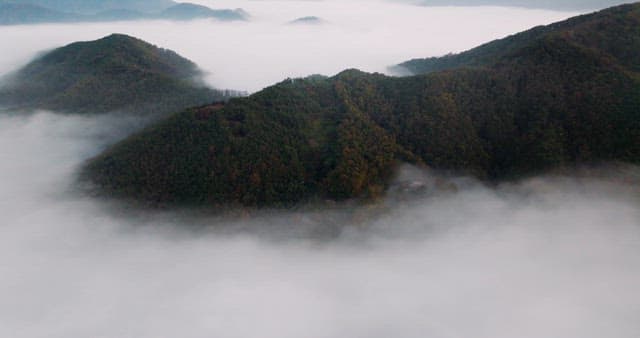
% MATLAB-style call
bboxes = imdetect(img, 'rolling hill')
[83,3,640,207]
[0,34,233,115]
[395,2,640,75]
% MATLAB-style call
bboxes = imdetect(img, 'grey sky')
[416,0,632,10]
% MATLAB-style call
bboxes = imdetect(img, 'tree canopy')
[83,3,640,207]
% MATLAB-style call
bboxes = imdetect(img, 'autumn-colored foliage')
[84,3,640,207]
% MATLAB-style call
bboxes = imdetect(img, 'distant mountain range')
[0,1,249,25]
[160,3,248,21]
[0,34,237,115]
[0,0,175,14]
[81,3,640,207]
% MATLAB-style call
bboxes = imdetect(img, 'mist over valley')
[1,1,639,337]
[1,110,640,338]
[0,0,577,92]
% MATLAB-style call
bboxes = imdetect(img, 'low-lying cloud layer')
[1,2,638,337]
[1,111,639,338]
[0,0,577,92]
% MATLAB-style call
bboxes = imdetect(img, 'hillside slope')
[396,3,640,75]
[83,3,640,207]
[0,34,231,115]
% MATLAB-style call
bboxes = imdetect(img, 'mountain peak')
[100,33,139,42]
[82,3,640,207]
[0,34,229,115]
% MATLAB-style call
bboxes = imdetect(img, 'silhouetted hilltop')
[288,16,324,25]
[160,3,248,21]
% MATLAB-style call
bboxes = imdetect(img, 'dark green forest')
[0,34,236,115]
[84,3,640,207]
[396,3,640,75]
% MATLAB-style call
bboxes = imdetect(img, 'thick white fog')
[1,1,640,337]
[1,111,640,338]
[0,0,578,92]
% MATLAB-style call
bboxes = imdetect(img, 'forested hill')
[396,2,640,75]
[84,3,640,207]
[0,34,233,115]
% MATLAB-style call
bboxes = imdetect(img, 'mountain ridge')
[0,1,248,25]
[82,3,640,207]
[1,0,175,15]
[395,3,640,75]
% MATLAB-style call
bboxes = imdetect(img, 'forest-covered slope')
[396,2,640,75]
[83,3,640,207]
[0,34,232,115]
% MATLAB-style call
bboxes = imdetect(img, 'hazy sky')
[0,0,578,92]
[1,2,639,337]
[414,0,630,11]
